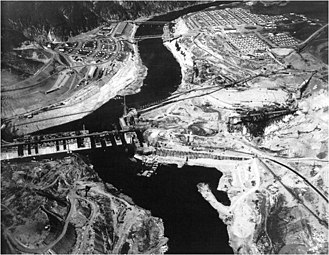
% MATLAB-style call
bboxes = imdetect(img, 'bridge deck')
[132,21,172,25]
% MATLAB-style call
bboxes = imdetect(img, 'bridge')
[130,20,173,25]
[297,23,328,53]
[134,34,164,41]
[127,34,181,43]
[104,20,173,25]
[1,129,143,161]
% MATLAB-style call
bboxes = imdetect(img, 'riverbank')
[6,50,147,136]
[118,24,148,96]
[163,18,194,91]
[2,22,148,137]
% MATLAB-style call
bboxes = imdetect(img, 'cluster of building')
[186,7,288,30]
[56,37,120,63]
[97,25,114,36]
[83,40,97,50]
[267,32,299,47]
[184,7,298,57]
[47,21,136,100]
[54,22,134,66]
[229,8,287,25]
[226,32,269,55]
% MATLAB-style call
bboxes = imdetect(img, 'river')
[85,2,235,253]
[85,147,233,254]
[86,3,237,253]
[10,2,237,253]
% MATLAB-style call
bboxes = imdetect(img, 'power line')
[258,157,328,227]
[265,157,328,203]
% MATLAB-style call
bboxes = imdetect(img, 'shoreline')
[9,53,147,136]
[118,23,148,96]
[163,39,191,91]
[163,16,195,92]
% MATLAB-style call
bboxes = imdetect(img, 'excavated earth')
[1,154,168,254]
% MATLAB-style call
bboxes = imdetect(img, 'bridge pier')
[119,133,127,145]
[56,141,60,151]
[18,145,24,157]
[77,137,85,148]
[90,136,96,149]
[135,130,144,147]
[114,134,122,145]
[63,139,67,150]
[109,134,117,147]
[27,144,32,155]
[100,137,106,148]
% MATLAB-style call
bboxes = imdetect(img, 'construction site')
[133,5,328,254]
[1,2,328,254]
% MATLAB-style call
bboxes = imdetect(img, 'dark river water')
[85,147,233,254]
[73,2,235,253]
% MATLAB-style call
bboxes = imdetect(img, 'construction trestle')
[1,129,142,161]
[155,147,250,161]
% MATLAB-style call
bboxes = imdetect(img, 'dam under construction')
[1,1,328,254]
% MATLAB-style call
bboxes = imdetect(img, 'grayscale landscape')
[1,1,328,254]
